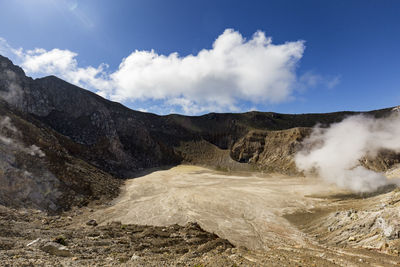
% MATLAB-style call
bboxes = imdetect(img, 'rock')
[27,238,41,247]
[380,242,389,251]
[347,210,352,217]
[131,254,140,261]
[40,241,72,257]
[53,235,68,246]
[86,219,98,226]
[230,128,312,175]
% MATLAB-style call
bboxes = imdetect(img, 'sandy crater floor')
[6,165,399,266]
[92,165,342,250]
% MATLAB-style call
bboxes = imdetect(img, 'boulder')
[40,241,72,257]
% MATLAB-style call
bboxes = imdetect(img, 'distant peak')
[36,75,62,81]
[0,54,15,68]
[0,54,26,77]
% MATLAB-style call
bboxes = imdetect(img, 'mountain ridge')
[0,54,398,211]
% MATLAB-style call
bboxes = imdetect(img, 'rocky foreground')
[0,204,346,267]
[0,208,399,267]
[3,181,400,266]
[0,204,240,266]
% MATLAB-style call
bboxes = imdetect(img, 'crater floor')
[3,165,400,266]
[89,166,360,249]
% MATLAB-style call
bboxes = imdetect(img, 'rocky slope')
[0,100,121,212]
[231,127,312,174]
[0,54,398,211]
[0,205,238,266]
[285,185,400,257]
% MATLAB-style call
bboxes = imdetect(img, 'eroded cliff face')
[361,151,400,173]
[231,128,312,174]
[230,127,400,176]
[0,55,181,177]
[0,101,120,212]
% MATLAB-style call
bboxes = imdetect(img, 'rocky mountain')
[0,54,398,211]
[0,99,121,212]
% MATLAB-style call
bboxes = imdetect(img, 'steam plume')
[295,110,400,192]
[0,116,45,157]
[0,70,24,106]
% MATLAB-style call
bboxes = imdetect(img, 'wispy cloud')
[0,29,339,114]
[299,71,341,91]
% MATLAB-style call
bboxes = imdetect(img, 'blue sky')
[0,0,399,114]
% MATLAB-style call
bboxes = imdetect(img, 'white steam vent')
[295,113,400,193]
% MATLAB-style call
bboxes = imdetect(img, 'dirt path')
[91,165,343,250]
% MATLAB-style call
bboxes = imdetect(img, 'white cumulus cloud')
[19,48,111,92]
[0,29,339,114]
[110,29,304,109]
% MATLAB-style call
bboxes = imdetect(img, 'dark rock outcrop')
[0,100,121,212]
[231,128,312,174]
